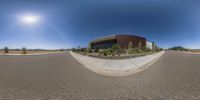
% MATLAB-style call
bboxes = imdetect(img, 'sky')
[0,0,200,49]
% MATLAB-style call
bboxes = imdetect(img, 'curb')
[70,51,165,77]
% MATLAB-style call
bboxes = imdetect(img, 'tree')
[72,48,76,51]
[168,46,188,51]
[152,42,155,51]
[110,44,120,56]
[88,43,92,49]
[87,48,92,53]
[4,47,9,53]
[77,46,80,51]
[138,41,142,50]
[22,47,27,54]
[128,41,133,54]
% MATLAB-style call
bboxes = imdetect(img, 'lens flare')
[21,15,39,24]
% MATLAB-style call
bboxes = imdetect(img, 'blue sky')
[0,0,200,49]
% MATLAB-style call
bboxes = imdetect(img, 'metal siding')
[116,35,146,49]
[90,34,147,49]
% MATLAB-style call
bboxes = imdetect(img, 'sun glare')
[21,15,39,24]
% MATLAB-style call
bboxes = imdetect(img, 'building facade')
[146,41,153,49]
[89,34,147,49]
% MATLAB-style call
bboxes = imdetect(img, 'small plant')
[94,48,99,53]
[77,46,80,51]
[88,48,92,53]
[128,41,133,54]
[59,49,64,51]
[99,49,109,56]
[80,48,85,52]
[129,48,137,54]
[4,47,9,53]
[72,48,76,51]
[83,49,88,55]
[22,47,27,54]
[143,47,152,52]
[103,52,107,56]
[112,44,120,55]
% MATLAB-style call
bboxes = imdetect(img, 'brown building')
[89,34,146,49]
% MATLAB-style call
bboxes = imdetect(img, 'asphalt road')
[0,51,200,100]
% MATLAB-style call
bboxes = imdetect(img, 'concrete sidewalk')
[70,51,165,76]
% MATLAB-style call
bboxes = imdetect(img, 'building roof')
[90,35,116,44]
[90,34,145,44]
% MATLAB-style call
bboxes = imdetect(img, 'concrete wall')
[146,41,153,49]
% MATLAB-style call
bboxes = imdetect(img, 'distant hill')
[168,46,189,51]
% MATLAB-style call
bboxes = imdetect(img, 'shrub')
[83,50,87,55]
[110,44,120,56]
[77,46,80,51]
[138,41,142,50]
[118,48,126,55]
[107,48,113,55]
[112,44,119,51]
[59,49,64,51]
[4,47,9,53]
[98,50,108,56]
[103,52,107,56]
[131,47,142,53]
[97,48,112,56]
[128,47,142,54]
[72,48,76,51]
[143,48,152,52]
[129,48,137,54]
[128,41,133,53]
[22,47,27,54]
[88,49,92,53]
[94,48,99,53]
[80,48,86,52]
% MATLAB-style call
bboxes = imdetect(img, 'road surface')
[0,51,200,100]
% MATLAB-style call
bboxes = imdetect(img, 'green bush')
[143,48,152,52]
[128,41,133,54]
[94,48,99,53]
[103,52,107,56]
[117,48,126,55]
[80,48,86,52]
[128,47,141,54]
[109,44,120,56]
[136,49,142,53]
[99,49,112,56]
[4,47,9,53]
[137,41,142,50]
[72,48,76,51]
[88,48,92,53]
[22,47,27,54]
[129,49,136,54]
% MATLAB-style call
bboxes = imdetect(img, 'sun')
[21,15,39,24]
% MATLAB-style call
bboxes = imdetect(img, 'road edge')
[0,51,65,56]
